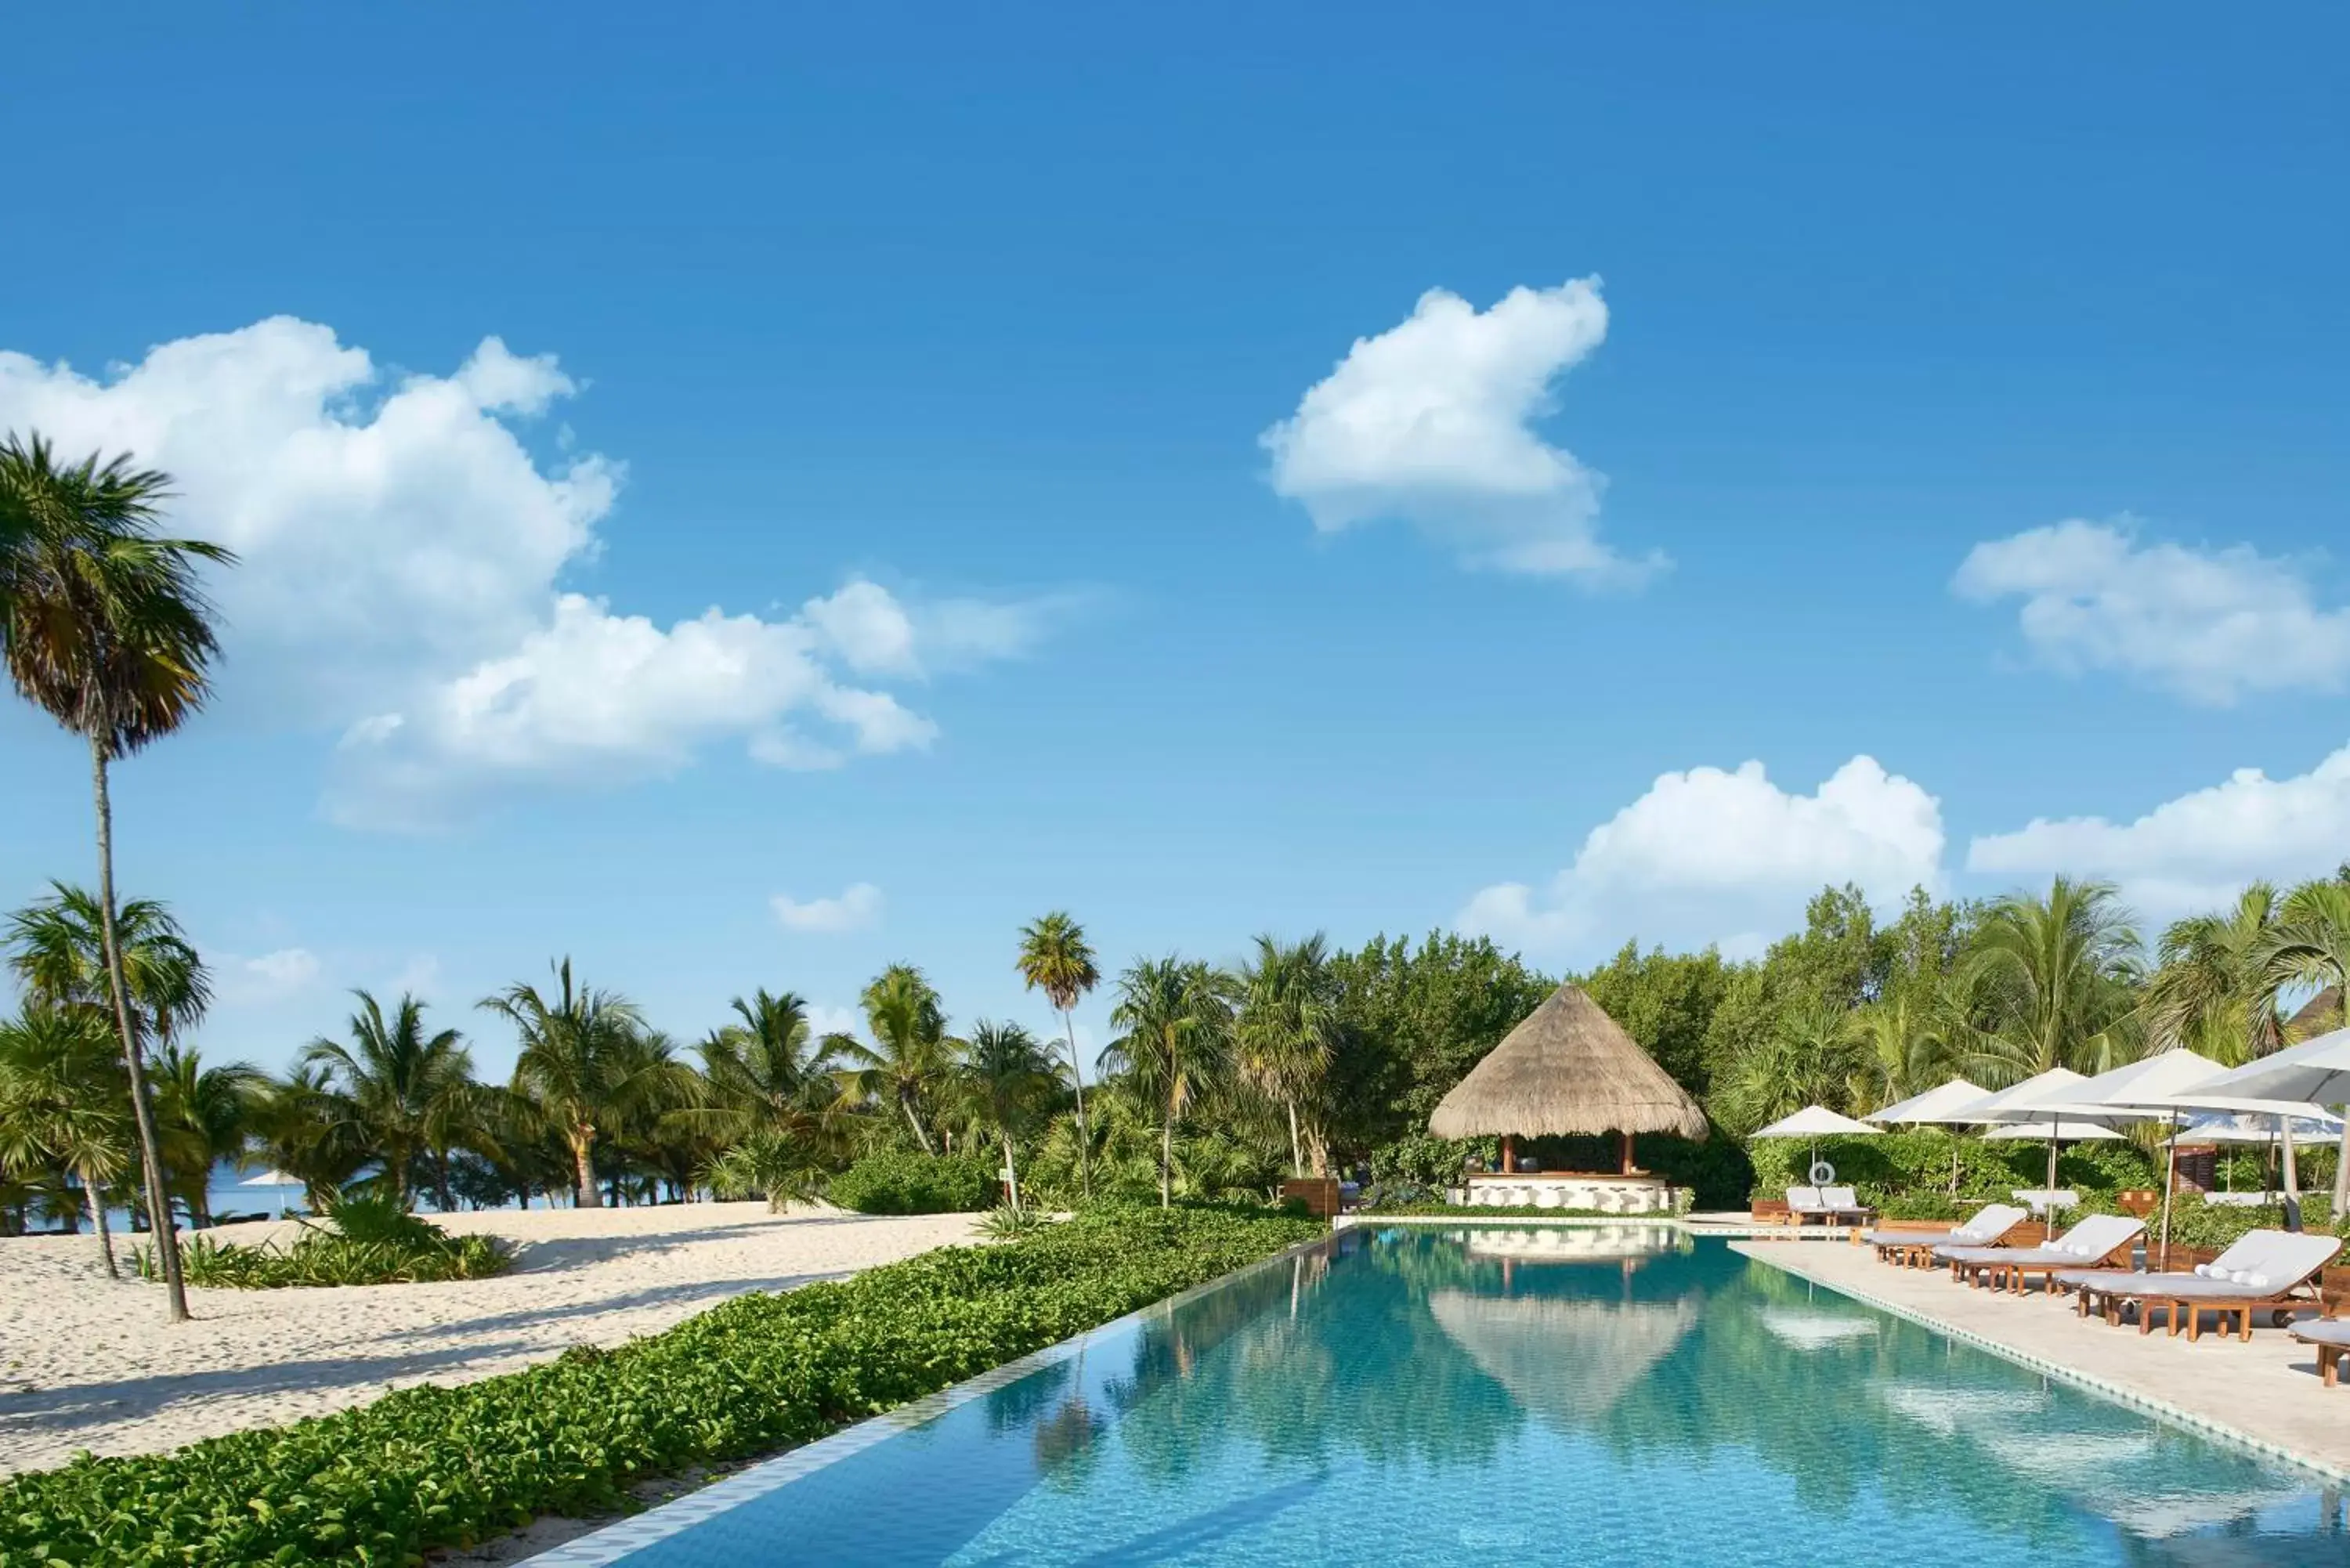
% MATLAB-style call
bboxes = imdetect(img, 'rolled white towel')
[2241,1272,2270,1289]
[2193,1263,2216,1278]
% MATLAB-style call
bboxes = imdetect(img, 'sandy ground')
[0,1201,979,1476]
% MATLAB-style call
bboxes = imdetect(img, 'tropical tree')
[482,959,675,1207]
[1017,912,1101,1198]
[1846,988,1959,1115]
[837,964,958,1154]
[154,1042,267,1226]
[956,1021,1061,1212]
[1961,878,2144,1083]
[2260,880,2350,1209]
[248,1063,374,1210]
[1103,956,1234,1207]
[0,1007,134,1276]
[2150,883,2287,1066]
[1712,999,1862,1135]
[692,988,852,1148]
[1235,934,1339,1176]
[0,434,233,1321]
[301,992,480,1210]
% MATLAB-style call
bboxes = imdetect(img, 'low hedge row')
[0,1205,1320,1568]
[825,1149,999,1214]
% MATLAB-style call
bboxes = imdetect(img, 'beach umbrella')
[1864,1077,1990,1190]
[1978,1119,2124,1141]
[2131,1037,2348,1232]
[1751,1104,1879,1184]
[1947,1069,2112,1194]
[2164,1108,2346,1146]
[2002,1050,2226,1255]
[240,1168,301,1218]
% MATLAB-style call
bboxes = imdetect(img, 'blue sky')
[2,4,2345,1077]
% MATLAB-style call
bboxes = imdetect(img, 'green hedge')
[826,1150,999,1214]
[0,1205,1319,1567]
[1745,1129,2157,1205]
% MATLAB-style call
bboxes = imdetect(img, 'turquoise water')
[611,1228,2345,1566]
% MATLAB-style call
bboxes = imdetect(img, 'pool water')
[585,1229,2347,1566]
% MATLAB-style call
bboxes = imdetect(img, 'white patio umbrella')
[2012,1049,2227,1256]
[239,1168,302,1218]
[1864,1077,1989,1190]
[1979,1119,2125,1141]
[2169,1026,2350,1217]
[1947,1068,2112,1194]
[2164,1108,2346,1146]
[1751,1105,1879,1184]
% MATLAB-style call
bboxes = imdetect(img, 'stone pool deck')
[1733,1238,2350,1481]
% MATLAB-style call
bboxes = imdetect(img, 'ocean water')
[585,1228,2345,1567]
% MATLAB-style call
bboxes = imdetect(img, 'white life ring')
[1808,1158,1836,1186]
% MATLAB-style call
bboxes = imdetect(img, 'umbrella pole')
[2281,1115,2303,1232]
[2158,1112,2178,1270]
[2044,1118,2059,1196]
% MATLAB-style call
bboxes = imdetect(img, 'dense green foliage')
[0,1205,1318,1567]
[1744,1129,2159,1206]
[826,1150,998,1214]
[136,1196,512,1288]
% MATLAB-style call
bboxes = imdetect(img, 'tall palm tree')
[1235,934,1338,1177]
[0,1007,134,1276]
[1846,988,1958,1115]
[481,959,669,1208]
[838,964,958,1154]
[695,988,852,1143]
[1962,877,2145,1084]
[956,1021,1061,1212]
[250,1063,374,1211]
[1713,999,1863,1135]
[154,1042,268,1226]
[0,434,233,1321]
[1017,913,1101,1198]
[2150,883,2287,1066]
[1103,956,1234,1207]
[2260,880,2350,1210]
[301,992,479,1210]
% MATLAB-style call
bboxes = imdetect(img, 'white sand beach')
[0,1202,979,1476]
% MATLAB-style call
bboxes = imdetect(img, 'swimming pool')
[535,1227,2345,1566]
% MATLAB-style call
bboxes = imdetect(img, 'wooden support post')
[1619,1129,1635,1176]
[1501,1134,1516,1175]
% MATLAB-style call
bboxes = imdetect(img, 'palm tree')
[1103,956,1234,1207]
[695,988,852,1143]
[2150,884,2287,1066]
[1961,877,2144,1084]
[1846,988,1958,1114]
[837,964,958,1154]
[301,992,479,1210]
[249,1064,374,1211]
[1713,999,1862,1135]
[481,959,671,1208]
[0,435,234,1322]
[4,885,210,1270]
[2260,880,2350,1210]
[1017,913,1100,1198]
[154,1043,267,1227]
[0,1007,135,1276]
[1235,934,1338,1177]
[956,1021,1061,1212]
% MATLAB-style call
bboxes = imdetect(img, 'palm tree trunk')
[1159,1106,1173,1209]
[1285,1098,1303,1179]
[1001,1125,1021,1214]
[571,1128,601,1208]
[1063,1010,1090,1201]
[902,1093,934,1154]
[92,742,187,1323]
[2333,1117,2350,1214]
[434,1152,453,1214]
[81,1166,118,1280]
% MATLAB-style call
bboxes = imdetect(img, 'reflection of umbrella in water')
[1755,1308,1879,1350]
[1873,1382,2045,1436]
[1429,1289,1696,1428]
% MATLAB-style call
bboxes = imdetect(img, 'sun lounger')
[2055,1230,2344,1340]
[1863,1204,2030,1268]
[1786,1185,1872,1227]
[1934,1213,2142,1292]
[2289,1318,2350,1387]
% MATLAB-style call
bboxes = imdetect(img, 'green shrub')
[134,1196,512,1288]
[826,1150,999,1214]
[3,1205,1318,1567]
[1744,1129,2157,1207]
[2160,1194,2348,1252]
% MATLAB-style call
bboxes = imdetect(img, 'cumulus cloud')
[1458,756,1946,961]
[1967,742,2350,921]
[214,947,323,1005]
[805,1003,862,1039]
[1260,279,1662,583]
[1954,519,2350,704]
[772,883,884,934]
[0,319,1057,824]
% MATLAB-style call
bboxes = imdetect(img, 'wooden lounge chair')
[1862,1204,2030,1269]
[2056,1231,2344,1341]
[1934,1213,2142,1292]
[2289,1318,2350,1387]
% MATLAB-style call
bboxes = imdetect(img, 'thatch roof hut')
[2287,985,2344,1042]
[1430,1291,1697,1429]
[1430,983,1708,1143]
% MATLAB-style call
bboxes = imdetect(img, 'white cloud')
[805,1003,862,1039]
[0,320,1055,824]
[1954,519,2350,705]
[772,883,884,934]
[1967,742,2350,921]
[1260,278,1662,583]
[1458,756,1946,961]
[215,947,322,1005]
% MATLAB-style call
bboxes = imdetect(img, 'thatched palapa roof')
[2287,985,2344,1042]
[1429,983,1708,1140]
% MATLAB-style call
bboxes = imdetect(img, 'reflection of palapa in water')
[1428,1289,1697,1427]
